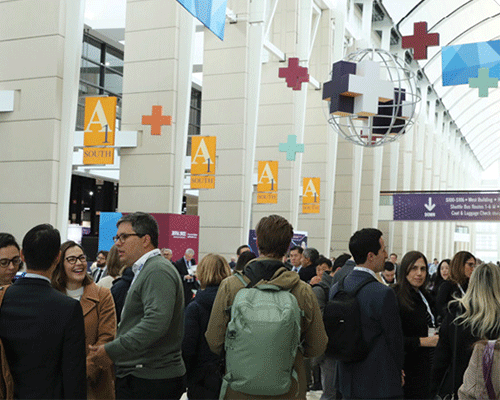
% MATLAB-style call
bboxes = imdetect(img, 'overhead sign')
[302,177,320,214]
[257,161,278,204]
[83,97,117,165]
[190,136,216,189]
[393,193,500,221]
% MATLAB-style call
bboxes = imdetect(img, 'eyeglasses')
[65,255,87,265]
[465,262,475,267]
[0,257,22,268]
[96,256,106,261]
[112,233,142,243]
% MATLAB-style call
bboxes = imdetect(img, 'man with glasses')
[0,224,87,399]
[91,250,108,283]
[0,233,23,285]
[89,212,186,400]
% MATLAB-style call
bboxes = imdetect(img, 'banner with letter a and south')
[191,136,216,189]
[83,97,117,165]
[302,177,320,213]
[257,161,278,204]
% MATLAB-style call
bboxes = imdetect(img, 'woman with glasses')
[52,240,117,400]
[431,263,500,398]
[435,251,476,323]
[0,233,23,285]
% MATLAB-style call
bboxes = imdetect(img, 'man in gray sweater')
[89,212,186,399]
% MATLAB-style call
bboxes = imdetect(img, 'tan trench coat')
[81,282,116,400]
[205,265,328,399]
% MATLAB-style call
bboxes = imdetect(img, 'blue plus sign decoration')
[279,135,304,161]
[469,68,498,97]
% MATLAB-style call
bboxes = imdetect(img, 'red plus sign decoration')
[402,22,439,60]
[142,106,172,135]
[279,58,309,90]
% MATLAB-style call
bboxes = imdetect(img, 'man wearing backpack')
[327,228,404,399]
[205,214,327,399]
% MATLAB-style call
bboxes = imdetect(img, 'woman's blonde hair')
[455,262,500,339]
[196,253,231,289]
[106,245,122,278]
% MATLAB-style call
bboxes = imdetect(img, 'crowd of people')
[0,214,498,400]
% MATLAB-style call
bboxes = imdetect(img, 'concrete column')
[0,0,84,240]
[119,1,194,214]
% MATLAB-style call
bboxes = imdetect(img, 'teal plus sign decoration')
[469,68,498,97]
[279,135,304,161]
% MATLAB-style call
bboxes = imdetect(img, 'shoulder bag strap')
[451,310,458,398]
[0,286,9,308]
[483,340,497,400]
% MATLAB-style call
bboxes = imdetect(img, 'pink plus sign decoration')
[279,58,309,90]
[402,22,439,60]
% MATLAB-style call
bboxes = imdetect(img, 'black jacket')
[110,266,134,323]
[0,278,87,399]
[183,285,221,399]
[435,280,468,324]
[430,303,486,397]
[298,265,316,283]
[393,286,436,399]
[174,257,199,306]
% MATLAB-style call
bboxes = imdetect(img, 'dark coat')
[435,280,468,324]
[331,259,356,285]
[110,266,134,323]
[393,286,435,399]
[298,264,316,283]
[430,303,483,397]
[0,277,87,399]
[331,270,404,399]
[174,257,199,306]
[182,285,221,399]
[311,271,333,312]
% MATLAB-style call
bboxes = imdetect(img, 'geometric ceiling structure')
[382,0,500,169]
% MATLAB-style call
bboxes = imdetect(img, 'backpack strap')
[0,285,10,308]
[483,340,497,400]
[234,272,249,288]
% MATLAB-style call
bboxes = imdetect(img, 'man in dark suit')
[0,224,87,399]
[330,228,404,399]
[174,248,198,306]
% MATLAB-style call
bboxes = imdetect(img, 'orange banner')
[84,97,117,147]
[190,175,215,189]
[191,136,216,175]
[83,147,114,165]
[302,177,320,213]
[257,161,278,204]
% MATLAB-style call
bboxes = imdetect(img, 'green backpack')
[220,272,303,399]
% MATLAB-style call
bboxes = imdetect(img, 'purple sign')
[394,193,500,221]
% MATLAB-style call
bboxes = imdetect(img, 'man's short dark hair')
[348,228,383,265]
[255,215,293,258]
[333,253,351,270]
[303,248,320,266]
[0,233,20,251]
[289,245,303,254]
[97,250,109,259]
[384,261,395,271]
[117,212,159,248]
[317,256,332,270]
[22,224,61,271]
[390,253,397,258]
[236,245,250,256]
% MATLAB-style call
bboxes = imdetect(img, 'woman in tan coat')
[52,241,117,400]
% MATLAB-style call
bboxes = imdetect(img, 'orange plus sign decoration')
[142,106,172,135]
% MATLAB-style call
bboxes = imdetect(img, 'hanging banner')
[190,136,216,189]
[176,0,228,41]
[257,161,278,204]
[302,177,320,213]
[83,96,117,165]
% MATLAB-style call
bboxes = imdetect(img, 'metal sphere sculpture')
[322,48,419,147]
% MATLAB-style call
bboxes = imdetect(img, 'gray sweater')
[105,255,186,380]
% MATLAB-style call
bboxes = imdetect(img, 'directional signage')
[393,193,500,221]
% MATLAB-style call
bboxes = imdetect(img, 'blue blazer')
[330,269,404,399]
[0,278,87,399]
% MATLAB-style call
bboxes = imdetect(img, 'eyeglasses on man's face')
[112,233,142,244]
[0,257,22,268]
[65,255,87,265]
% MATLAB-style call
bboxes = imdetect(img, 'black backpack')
[323,275,376,363]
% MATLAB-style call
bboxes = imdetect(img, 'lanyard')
[458,283,465,296]
[418,290,435,327]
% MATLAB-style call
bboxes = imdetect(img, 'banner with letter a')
[191,136,216,189]
[302,177,320,213]
[83,96,117,165]
[257,161,278,204]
